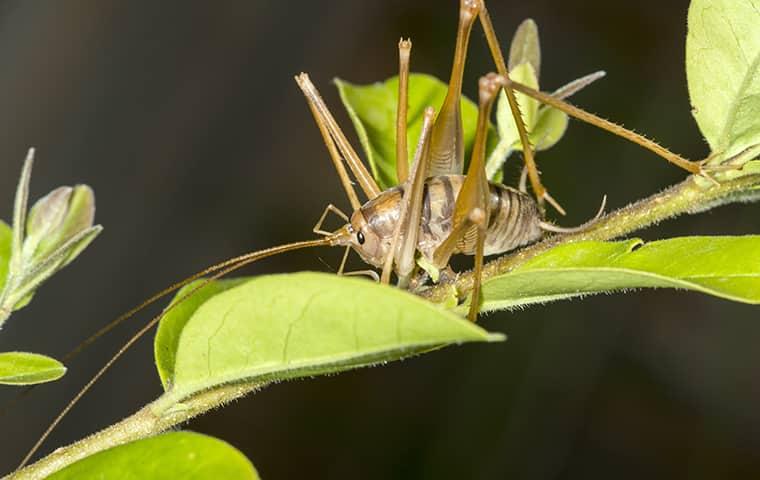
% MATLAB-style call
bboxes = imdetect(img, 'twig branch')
[10,170,760,480]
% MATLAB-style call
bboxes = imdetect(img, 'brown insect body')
[338,174,542,270]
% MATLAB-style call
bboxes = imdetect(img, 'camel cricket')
[17,0,712,469]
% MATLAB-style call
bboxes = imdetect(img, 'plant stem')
[424,172,760,303]
[9,172,760,479]
[7,383,265,480]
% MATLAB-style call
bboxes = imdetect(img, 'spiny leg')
[434,73,503,322]
[426,0,480,177]
[477,1,565,215]
[505,79,705,175]
[381,107,436,285]
[396,38,412,184]
[295,73,382,200]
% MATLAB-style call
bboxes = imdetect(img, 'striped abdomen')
[417,175,542,259]
[358,174,543,266]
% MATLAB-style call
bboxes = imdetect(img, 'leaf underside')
[687,0,760,160]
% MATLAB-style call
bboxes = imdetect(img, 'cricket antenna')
[17,236,335,471]
[0,237,331,420]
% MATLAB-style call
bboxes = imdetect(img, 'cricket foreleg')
[380,107,436,285]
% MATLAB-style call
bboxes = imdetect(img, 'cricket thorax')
[349,174,543,269]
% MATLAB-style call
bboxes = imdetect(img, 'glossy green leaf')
[155,278,247,389]
[160,272,501,400]
[0,351,66,385]
[687,0,760,161]
[0,220,10,292]
[336,74,496,189]
[468,236,760,312]
[48,431,259,480]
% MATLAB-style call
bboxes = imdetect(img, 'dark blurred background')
[0,1,758,478]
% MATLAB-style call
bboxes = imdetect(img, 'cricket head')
[321,188,402,269]
[325,213,387,269]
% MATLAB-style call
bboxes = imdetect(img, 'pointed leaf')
[533,105,569,151]
[687,0,760,161]
[48,431,259,480]
[0,351,66,385]
[336,74,495,189]
[508,18,541,78]
[469,236,760,312]
[160,272,501,400]
[0,220,11,292]
[11,226,103,308]
[24,186,74,259]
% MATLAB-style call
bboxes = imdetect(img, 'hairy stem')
[7,383,265,480]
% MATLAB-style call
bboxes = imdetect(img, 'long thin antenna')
[0,243,317,420]
[17,237,333,471]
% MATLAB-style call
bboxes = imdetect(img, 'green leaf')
[48,431,259,480]
[532,103,569,151]
[0,220,11,292]
[687,0,760,161]
[495,63,569,154]
[159,272,501,400]
[336,74,496,190]
[496,62,540,148]
[155,278,247,389]
[508,19,541,77]
[0,351,66,385]
[468,236,760,312]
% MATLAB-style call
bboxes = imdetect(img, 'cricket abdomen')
[416,175,543,259]
[357,174,543,267]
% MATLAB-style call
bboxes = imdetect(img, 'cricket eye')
[357,231,365,245]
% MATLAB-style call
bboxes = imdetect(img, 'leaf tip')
[485,332,507,343]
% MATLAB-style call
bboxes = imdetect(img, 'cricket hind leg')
[476,1,566,215]
[433,73,504,322]
[425,0,481,178]
[504,79,710,177]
